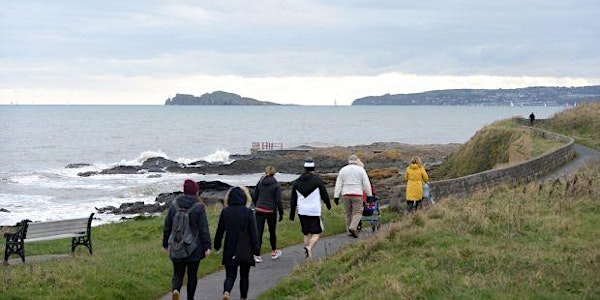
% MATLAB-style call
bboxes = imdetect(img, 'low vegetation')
[261,163,600,299]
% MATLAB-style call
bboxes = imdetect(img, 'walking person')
[529,112,536,126]
[252,166,284,262]
[214,186,261,300]
[333,154,373,238]
[162,179,212,300]
[290,158,332,258]
[405,156,429,213]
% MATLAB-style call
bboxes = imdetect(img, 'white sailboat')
[510,100,515,107]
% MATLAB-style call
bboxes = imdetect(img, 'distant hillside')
[352,85,600,106]
[164,91,280,105]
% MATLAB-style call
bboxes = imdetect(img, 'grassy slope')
[0,203,400,299]
[540,102,600,150]
[261,163,600,299]
[432,119,564,179]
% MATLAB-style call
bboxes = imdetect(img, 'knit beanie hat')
[183,179,199,195]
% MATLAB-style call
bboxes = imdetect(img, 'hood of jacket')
[409,163,421,170]
[175,194,199,209]
[223,186,252,207]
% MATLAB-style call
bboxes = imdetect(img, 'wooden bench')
[3,213,94,264]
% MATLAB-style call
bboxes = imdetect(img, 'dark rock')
[0,208,9,213]
[66,163,91,168]
[141,157,181,169]
[199,181,232,191]
[100,166,141,175]
[78,171,99,177]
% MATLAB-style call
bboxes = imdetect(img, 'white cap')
[304,160,315,168]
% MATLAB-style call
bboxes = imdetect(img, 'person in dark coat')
[290,158,331,258]
[162,179,211,300]
[214,186,260,300]
[529,112,536,126]
[252,166,284,262]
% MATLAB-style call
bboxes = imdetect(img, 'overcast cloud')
[1,0,599,105]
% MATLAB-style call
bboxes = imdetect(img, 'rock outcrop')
[164,91,280,106]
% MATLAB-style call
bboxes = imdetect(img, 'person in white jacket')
[334,155,373,238]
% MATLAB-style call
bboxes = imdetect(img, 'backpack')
[168,201,199,259]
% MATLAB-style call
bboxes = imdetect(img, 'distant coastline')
[352,85,600,106]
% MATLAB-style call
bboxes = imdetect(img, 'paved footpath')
[159,144,600,300]
[158,228,379,300]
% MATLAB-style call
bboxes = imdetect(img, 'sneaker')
[303,246,309,258]
[349,229,358,238]
[307,247,313,258]
[271,249,282,260]
[254,255,263,263]
[172,289,180,300]
[223,291,231,300]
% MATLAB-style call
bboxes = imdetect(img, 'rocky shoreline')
[92,142,459,216]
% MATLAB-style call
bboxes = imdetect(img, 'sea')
[0,105,564,226]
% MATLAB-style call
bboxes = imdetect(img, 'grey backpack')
[168,202,199,259]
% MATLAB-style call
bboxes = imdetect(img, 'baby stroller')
[357,196,381,232]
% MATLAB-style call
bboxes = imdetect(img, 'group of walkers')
[161,154,430,300]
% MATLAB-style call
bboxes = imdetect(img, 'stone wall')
[388,125,576,210]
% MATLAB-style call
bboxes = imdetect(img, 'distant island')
[164,91,280,105]
[352,85,600,106]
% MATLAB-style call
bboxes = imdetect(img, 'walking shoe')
[222,291,231,300]
[172,289,180,300]
[349,229,358,238]
[303,246,309,258]
[307,247,313,258]
[271,249,282,260]
[254,255,263,263]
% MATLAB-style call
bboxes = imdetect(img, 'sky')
[1,1,599,106]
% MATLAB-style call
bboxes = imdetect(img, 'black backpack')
[168,201,199,259]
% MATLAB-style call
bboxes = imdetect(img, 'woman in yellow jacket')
[404,156,429,212]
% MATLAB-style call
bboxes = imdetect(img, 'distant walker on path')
[529,112,536,126]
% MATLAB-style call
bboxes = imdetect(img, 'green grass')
[0,203,400,299]
[261,163,600,299]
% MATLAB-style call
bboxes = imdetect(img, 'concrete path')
[543,144,600,181]
[158,228,381,300]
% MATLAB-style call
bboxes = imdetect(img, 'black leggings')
[406,200,422,211]
[255,212,277,250]
[224,263,251,298]
[172,260,200,300]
